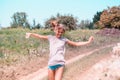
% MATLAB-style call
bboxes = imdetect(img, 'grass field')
[0,28,120,65]
[0,28,120,80]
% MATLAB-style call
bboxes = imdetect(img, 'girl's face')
[54,25,65,38]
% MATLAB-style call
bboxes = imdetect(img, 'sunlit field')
[0,28,120,65]
[0,28,120,80]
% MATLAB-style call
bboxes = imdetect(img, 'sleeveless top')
[48,35,68,66]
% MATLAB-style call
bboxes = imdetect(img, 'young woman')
[26,23,94,80]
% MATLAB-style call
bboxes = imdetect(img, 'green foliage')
[92,11,103,29]
[10,12,30,28]
[0,52,4,58]
[32,19,43,29]
[78,20,94,29]
[45,16,56,29]
[58,14,78,30]
[44,13,78,31]
[93,11,102,23]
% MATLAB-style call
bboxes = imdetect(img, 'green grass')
[0,28,120,65]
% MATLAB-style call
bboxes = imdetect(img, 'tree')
[78,20,93,29]
[33,19,36,28]
[44,14,78,31]
[44,16,56,29]
[0,24,1,29]
[31,19,42,29]
[92,11,102,29]
[33,23,42,29]
[99,6,120,29]
[58,15,78,30]
[11,12,30,28]
[93,11,102,23]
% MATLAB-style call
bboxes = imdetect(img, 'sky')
[0,0,120,27]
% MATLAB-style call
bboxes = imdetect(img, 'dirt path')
[62,45,112,80]
[76,43,120,80]
[76,55,120,80]
[73,53,111,80]
[19,44,114,80]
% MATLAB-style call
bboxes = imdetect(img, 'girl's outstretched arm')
[26,33,48,40]
[66,36,94,46]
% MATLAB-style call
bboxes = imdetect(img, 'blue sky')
[0,0,120,27]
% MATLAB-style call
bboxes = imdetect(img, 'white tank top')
[48,35,68,66]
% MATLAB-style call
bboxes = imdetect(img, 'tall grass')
[0,28,120,65]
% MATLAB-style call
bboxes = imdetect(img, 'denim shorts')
[48,64,64,70]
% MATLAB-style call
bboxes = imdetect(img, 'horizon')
[0,0,120,27]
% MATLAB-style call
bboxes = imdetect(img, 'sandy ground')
[78,44,120,80]
[19,47,99,80]
[76,56,120,80]
[0,44,119,80]
[19,45,115,80]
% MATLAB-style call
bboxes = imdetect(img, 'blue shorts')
[48,64,64,70]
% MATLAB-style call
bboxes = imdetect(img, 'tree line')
[8,5,120,30]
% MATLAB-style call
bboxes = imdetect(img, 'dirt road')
[19,45,113,80]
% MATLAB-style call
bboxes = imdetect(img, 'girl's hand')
[26,33,31,38]
[88,36,94,43]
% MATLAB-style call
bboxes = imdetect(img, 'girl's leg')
[55,66,64,80]
[48,69,55,80]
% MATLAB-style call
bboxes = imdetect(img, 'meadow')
[0,28,120,65]
[0,28,120,80]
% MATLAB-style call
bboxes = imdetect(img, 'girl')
[26,23,94,80]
